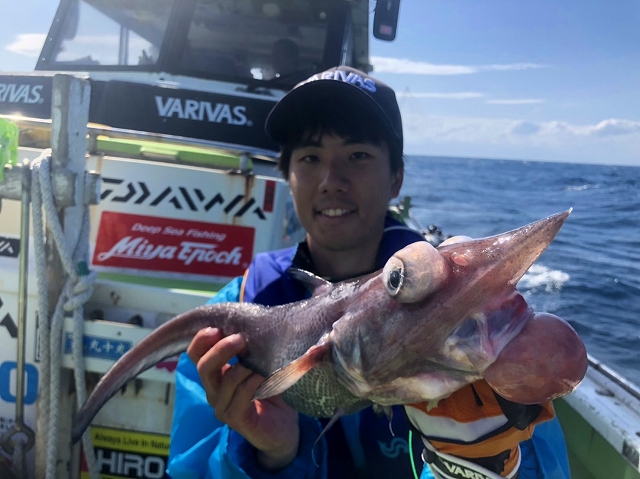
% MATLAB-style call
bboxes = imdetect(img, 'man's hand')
[187,327,300,471]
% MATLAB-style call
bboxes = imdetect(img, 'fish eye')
[383,257,404,298]
[388,269,402,289]
[382,242,449,304]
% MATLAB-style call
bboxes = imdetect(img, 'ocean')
[401,156,640,386]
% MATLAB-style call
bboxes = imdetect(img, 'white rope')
[32,152,49,479]
[11,435,25,479]
[30,155,100,479]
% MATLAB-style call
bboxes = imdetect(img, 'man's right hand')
[187,327,300,471]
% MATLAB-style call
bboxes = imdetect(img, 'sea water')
[402,156,640,386]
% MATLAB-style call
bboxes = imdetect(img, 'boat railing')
[587,354,640,413]
[560,353,640,474]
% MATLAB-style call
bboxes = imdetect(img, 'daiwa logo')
[0,83,44,104]
[100,178,268,220]
[308,70,377,93]
[0,236,20,258]
[155,96,251,126]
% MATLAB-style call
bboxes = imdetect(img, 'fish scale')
[282,363,371,417]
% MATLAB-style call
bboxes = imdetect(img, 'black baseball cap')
[265,66,403,150]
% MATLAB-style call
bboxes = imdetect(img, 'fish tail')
[71,303,247,444]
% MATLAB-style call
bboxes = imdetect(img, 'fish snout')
[438,210,572,288]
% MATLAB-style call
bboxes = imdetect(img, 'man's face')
[288,133,403,255]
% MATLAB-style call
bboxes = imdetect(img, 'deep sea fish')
[72,210,587,444]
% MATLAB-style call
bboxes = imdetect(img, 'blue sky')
[1,0,639,166]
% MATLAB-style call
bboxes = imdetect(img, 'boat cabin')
[2,0,402,155]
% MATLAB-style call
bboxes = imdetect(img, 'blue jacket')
[167,216,570,479]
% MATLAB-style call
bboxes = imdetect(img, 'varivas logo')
[155,96,251,126]
[308,70,377,93]
[438,458,493,479]
[0,83,44,104]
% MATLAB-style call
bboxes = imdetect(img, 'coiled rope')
[30,154,100,479]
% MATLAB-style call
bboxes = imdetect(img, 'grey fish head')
[328,210,572,405]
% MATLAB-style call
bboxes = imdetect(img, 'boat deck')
[557,357,640,479]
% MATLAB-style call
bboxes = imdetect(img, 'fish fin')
[287,268,332,296]
[312,408,345,466]
[253,342,329,400]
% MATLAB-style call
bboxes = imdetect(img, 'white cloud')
[371,56,547,75]
[6,34,46,58]
[400,113,640,166]
[480,63,547,72]
[400,113,640,165]
[372,56,475,75]
[487,99,545,105]
[535,119,640,138]
[401,113,640,144]
[587,119,640,137]
[398,91,484,100]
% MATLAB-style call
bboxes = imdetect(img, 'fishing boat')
[0,1,638,478]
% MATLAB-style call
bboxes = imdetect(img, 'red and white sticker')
[93,212,254,278]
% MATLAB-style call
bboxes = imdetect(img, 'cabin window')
[52,0,172,67]
[180,0,335,85]
[39,0,349,86]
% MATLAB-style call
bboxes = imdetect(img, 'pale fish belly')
[357,371,482,406]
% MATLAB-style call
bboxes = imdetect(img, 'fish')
[71,210,587,444]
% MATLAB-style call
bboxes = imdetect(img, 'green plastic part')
[0,119,19,181]
[95,136,251,169]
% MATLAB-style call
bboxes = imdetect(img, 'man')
[167,66,570,479]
